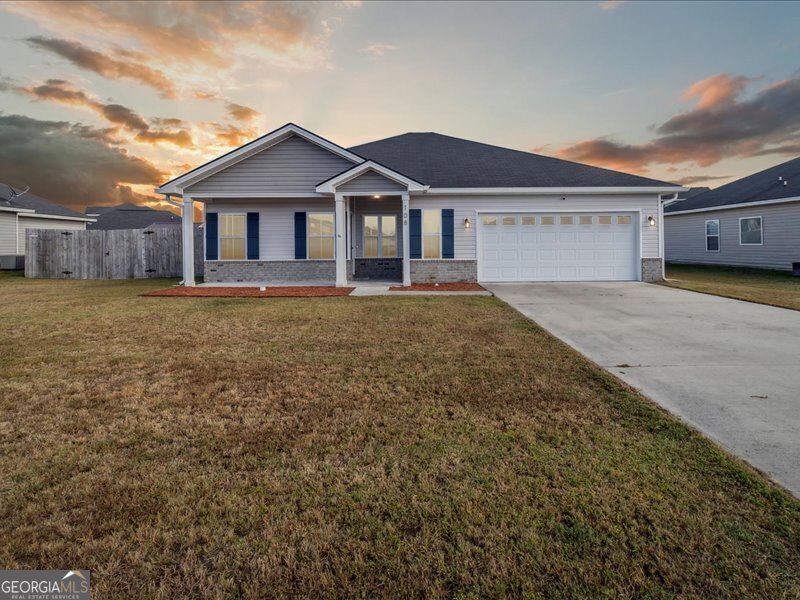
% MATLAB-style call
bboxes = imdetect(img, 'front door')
[353,214,401,280]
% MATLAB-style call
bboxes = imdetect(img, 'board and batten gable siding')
[665,201,800,271]
[0,212,17,254]
[184,134,356,196]
[206,198,334,261]
[336,170,407,193]
[409,193,662,260]
[18,217,86,255]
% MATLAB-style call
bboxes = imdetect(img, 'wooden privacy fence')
[25,227,204,279]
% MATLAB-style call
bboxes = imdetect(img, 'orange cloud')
[225,102,260,123]
[26,36,177,98]
[681,73,751,109]
[552,74,800,173]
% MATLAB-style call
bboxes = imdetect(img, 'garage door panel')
[479,212,638,282]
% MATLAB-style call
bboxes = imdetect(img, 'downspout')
[660,193,678,280]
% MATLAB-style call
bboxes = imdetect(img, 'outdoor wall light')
[647,215,656,227]
[464,217,471,229]
[373,195,382,199]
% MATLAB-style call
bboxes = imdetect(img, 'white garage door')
[478,213,638,282]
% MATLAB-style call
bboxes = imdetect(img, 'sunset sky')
[0,0,798,212]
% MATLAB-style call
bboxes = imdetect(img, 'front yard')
[1,272,799,598]
[664,263,800,311]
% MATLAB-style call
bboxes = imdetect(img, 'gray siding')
[185,134,356,196]
[337,170,406,193]
[0,212,16,254]
[665,201,800,271]
[18,217,86,255]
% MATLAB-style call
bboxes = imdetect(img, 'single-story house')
[665,157,800,271]
[85,203,181,230]
[155,123,684,286]
[0,184,94,270]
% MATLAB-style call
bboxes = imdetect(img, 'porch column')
[335,193,347,287]
[182,196,195,286]
[402,192,411,286]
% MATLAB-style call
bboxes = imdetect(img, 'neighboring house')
[0,184,94,270]
[665,157,800,271]
[86,203,181,230]
[155,123,683,286]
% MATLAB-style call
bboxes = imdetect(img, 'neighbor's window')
[740,217,762,245]
[560,215,574,225]
[579,215,593,225]
[308,213,335,259]
[482,215,497,226]
[219,214,246,260]
[541,215,555,225]
[423,209,441,259]
[598,215,612,225]
[617,215,632,225]
[521,216,536,225]
[363,215,397,258]
[705,219,720,252]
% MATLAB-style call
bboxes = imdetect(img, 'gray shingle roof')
[349,132,677,188]
[665,157,800,213]
[0,183,88,219]
[86,204,181,230]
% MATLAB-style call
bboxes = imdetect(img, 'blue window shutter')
[294,212,307,259]
[442,209,454,259]
[246,212,259,260]
[205,212,218,260]
[410,209,422,259]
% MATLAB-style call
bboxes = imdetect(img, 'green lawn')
[663,263,800,311]
[1,271,799,598]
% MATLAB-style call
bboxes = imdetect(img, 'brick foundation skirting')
[204,260,335,283]
[641,258,663,282]
[410,260,478,283]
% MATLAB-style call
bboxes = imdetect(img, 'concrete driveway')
[486,282,800,497]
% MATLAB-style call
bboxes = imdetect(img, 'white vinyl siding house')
[0,211,16,255]
[17,217,86,254]
[156,123,682,286]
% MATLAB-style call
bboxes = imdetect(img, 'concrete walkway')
[486,282,800,497]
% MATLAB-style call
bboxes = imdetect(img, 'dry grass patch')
[663,263,800,311]
[1,271,799,598]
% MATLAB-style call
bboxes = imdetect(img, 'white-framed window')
[363,215,397,258]
[579,215,593,225]
[560,215,574,225]
[522,215,535,225]
[598,215,612,225]
[502,215,516,225]
[541,215,555,225]
[482,215,497,226]
[422,209,441,259]
[308,213,335,259]
[705,219,720,252]
[739,216,763,245]
[219,213,246,260]
[617,215,631,225]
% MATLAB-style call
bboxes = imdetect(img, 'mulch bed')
[142,286,353,298]
[388,282,486,291]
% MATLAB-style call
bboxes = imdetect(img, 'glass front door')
[363,215,397,258]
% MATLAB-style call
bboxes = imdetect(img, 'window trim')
[738,216,763,246]
[421,208,442,260]
[705,219,720,252]
[362,214,398,258]
[218,213,247,261]
[307,212,336,260]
